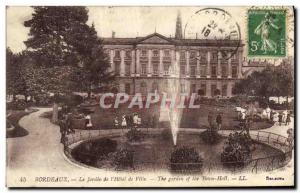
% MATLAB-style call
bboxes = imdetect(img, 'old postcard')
[6,6,295,187]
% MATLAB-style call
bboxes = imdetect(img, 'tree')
[6,48,27,101]
[24,6,114,122]
[233,63,294,106]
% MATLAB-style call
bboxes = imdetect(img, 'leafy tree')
[6,48,27,101]
[233,63,294,106]
[24,6,114,122]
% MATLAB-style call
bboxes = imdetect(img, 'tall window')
[163,64,170,75]
[190,84,196,94]
[114,61,120,75]
[141,50,147,57]
[201,83,206,95]
[141,63,147,75]
[222,84,227,96]
[180,65,185,75]
[211,66,217,77]
[125,50,131,58]
[125,83,131,95]
[211,84,217,97]
[180,83,185,93]
[114,50,121,58]
[180,51,185,59]
[125,61,131,76]
[232,65,238,78]
[153,63,159,75]
[190,66,196,77]
[164,50,170,57]
[140,82,147,95]
[153,50,159,57]
[152,82,159,93]
[200,65,206,77]
[221,65,227,78]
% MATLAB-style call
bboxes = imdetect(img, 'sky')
[6,6,247,53]
[6,6,294,60]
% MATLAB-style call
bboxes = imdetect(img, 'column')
[110,50,114,72]
[196,50,200,78]
[206,81,211,98]
[131,49,135,77]
[171,49,175,77]
[148,49,152,77]
[136,49,140,76]
[238,50,243,78]
[227,52,232,78]
[227,81,232,97]
[120,50,125,76]
[159,49,163,76]
[206,51,211,78]
[186,51,190,77]
[217,51,221,78]
[175,50,180,77]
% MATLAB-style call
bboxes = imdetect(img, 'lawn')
[70,103,273,130]
[6,110,30,138]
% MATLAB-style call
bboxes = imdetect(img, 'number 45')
[250,41,259,52]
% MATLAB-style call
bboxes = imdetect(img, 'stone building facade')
[102,32,243,98]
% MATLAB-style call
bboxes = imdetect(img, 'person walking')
[266,106,271,120]
[286,113,291,126]
[216,113,222,130]
[208,112,213,130]
[278,113,283,126]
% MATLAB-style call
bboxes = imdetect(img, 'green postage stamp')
[248,9,286,57]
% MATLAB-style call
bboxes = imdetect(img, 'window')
[153,64,159,75]
[190,66,196,77]
[189,51,196,59]
[222,84,227,96]
[180,65,185,75]
[125,83,131,95]
[163,64,170,75]
[211,84,217,97]
[200,83,206,96]
[153,50,159,57]
[180,83,185,93]
[114,50,121,58]
[200,65,206,77]
[114,61,120,75]
[211,66,217,77]
[125,50,131,58]
[232,65,238,78]
[212,52,218,61]
[125,61,131,76]
[190,84,196,94]
[221,65,227,78]
[180,51,185,59]
[141,50,147,57]
[152,82,159,93]
[140,82,147,95]
[141,63,147,75]
[164,50,170,57]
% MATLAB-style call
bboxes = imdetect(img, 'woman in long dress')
[254,12,280,54]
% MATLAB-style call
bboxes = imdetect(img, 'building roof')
[102,32,244,47]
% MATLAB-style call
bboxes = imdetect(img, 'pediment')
[137,33,173,44]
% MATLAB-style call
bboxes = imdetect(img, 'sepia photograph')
[5,5,295,188]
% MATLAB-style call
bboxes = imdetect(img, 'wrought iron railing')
[63,128,293,173]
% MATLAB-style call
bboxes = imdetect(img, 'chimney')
[112,31,115,38]
[196,33,198,39]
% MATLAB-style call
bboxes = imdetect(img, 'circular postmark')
[184,8,241,60]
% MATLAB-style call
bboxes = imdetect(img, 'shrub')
[170,146,203,172]
[126,128,144,142]
[221,132,252,168]
[161,129,172,141]
[71,138,117,166]
[61,94,84,107]
[200,129,222,144]
[113,148,134,170]
[7,100,27,110]
[34,94,53,106]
